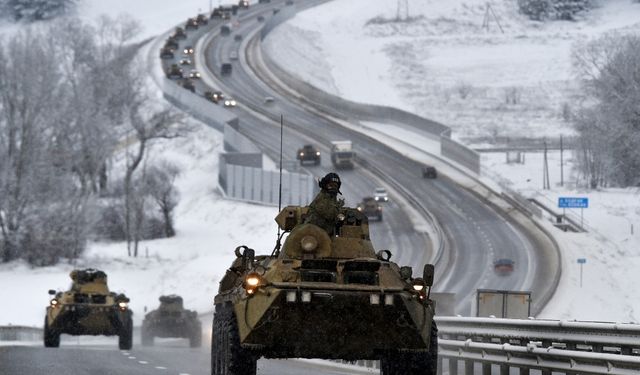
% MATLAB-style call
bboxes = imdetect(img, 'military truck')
[141,295,202,347]
[181,79,196,92]
[185,17,199,30]
[159,46,174,59]
[221,63,232,76]
[330,140,355,169]
[296,144,321,165]
[357,196,383,221]
[44,269,133,349]
[167,64,184,79]
[173,27,187,40]
[212,205,437,375]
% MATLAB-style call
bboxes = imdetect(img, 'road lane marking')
[139,360,148,364]
[155,366,167,370]
[128,356,136,359]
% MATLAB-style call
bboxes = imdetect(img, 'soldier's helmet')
[319,172,341,194]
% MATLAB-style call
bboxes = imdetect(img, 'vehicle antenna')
[272,114,284,256]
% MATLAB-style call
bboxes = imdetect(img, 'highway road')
[160,0,555,316]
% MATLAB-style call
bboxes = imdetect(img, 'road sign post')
[559,197,589,229]
[577,258,586,287]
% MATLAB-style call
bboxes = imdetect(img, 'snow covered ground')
[1,0,640,328]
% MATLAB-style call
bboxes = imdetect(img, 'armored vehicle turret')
[212,205,437,375]
[142,295,202,347]
[44,269,133,349]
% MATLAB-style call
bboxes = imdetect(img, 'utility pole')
[482,3,504,33]
[560,135,564,187]
[543,139,550,190]
[396,0,409,21]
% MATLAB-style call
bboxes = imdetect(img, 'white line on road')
[139,360,148,364]
[155,366,167,370]
[128,356,136,359]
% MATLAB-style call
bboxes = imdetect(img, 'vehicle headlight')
[300,235,318,252]
[357,207,362,212]
[316,152,320,156]
[412,284,424,292]
[118,301,128,310]
[243,272,264,295]
[50,299,59,307]
[300,152,304,156]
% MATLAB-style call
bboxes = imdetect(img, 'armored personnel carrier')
[141,295,202,347]
[212,205,437,375]
[44,269,133,349]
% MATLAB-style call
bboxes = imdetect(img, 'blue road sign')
[559,197,589,208]
[577,258,586,264]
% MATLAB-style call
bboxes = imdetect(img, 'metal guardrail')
[5,317,640,375]
[437,317,640,375]
[0,326,42,341]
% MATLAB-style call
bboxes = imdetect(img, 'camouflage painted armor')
[304,190,344,235]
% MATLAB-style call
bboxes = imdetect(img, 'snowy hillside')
[1,0,640,327]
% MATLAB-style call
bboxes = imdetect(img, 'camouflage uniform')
[305,189,344,235]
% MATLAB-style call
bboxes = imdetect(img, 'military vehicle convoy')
[44,269,133,350]
[141,295,202,347]
[212,205,437,375]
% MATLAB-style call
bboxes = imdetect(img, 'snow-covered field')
[1,0,640,327]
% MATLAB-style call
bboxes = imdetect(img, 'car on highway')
[205,91,225,103]
[238,0,249,8]
[183,46,194,55]
[264,96,275,104]
[234,34,243,42]
[373,187,389,202]
[189,69,201,79]
[229,51,238,60]
[422,165,438,179]
[165,37,179,50]
[141,295,201,348]
[224,98,237,107]
[494,258,515,276]
[257,15,265,22]
[180,57,192,66]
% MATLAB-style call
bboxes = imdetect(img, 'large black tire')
[380,321,438,375]
[211,304,257,375]
[43,316,60,348]
[141,325,154,346]
[190,323,202,348]
[119,318,133,350]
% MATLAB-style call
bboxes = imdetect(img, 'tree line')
[0,17,185,266]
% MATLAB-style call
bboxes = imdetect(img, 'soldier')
[304,172,345,235]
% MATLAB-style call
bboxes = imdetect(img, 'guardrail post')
[450,358,459,375]
[482,363,491,375]
[464,359,473,375]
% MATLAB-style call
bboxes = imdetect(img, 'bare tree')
[124,108,183,257]
[144,162,180,238]
[572,34,640,187]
